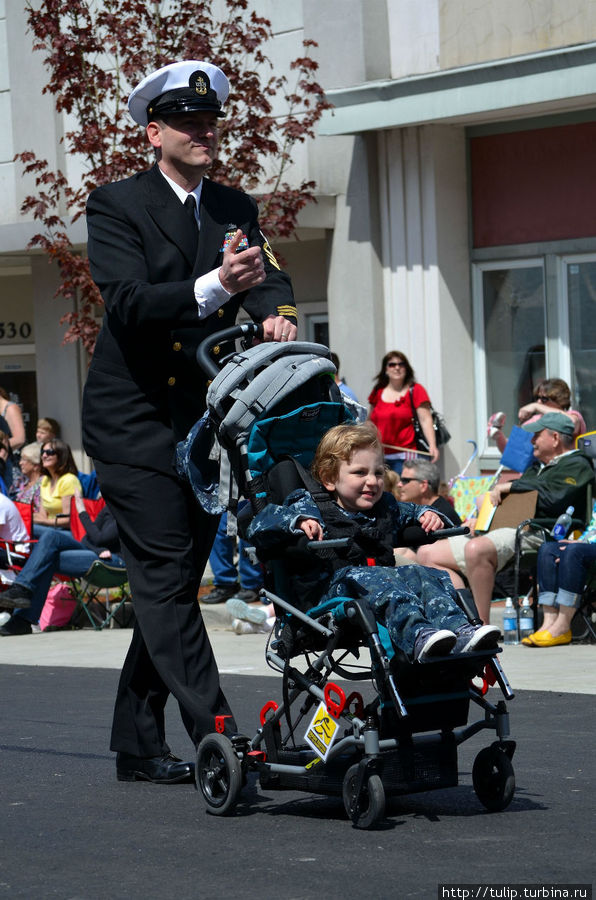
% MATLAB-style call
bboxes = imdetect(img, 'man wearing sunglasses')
[83,60,297,786]
[398,460,462,527]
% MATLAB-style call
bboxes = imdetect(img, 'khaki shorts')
[448,527,545,577]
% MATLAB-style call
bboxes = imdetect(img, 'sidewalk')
[0,600,594,694]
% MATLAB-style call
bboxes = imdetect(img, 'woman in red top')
[368,350,439,473]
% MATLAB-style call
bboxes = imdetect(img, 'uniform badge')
[220,226,249,252]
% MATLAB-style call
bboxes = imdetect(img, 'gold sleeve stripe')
[262,239,281,271]
[277,305,298,318]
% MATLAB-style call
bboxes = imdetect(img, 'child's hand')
[418,510,444,533]
[299,518,324,541]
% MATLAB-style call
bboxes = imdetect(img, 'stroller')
[180,324,517,828]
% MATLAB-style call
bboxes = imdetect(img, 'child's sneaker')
[487,411,506,439]
[226,596,268,625]
[454,623,500,654]
[414,627,457,662]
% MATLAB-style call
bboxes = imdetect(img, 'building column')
[31,256,87,469]
[377,124,475,471]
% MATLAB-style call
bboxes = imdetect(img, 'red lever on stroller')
[324,683,346,718]
[260,700,279,726]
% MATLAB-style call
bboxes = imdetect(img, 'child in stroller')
[247,422,500,662]
[187,324,516,827]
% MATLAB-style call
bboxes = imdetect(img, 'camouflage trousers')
[323,564,469,659]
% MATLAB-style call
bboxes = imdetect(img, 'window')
[474,260,546,450]
[563,257,596,429]
[304,313,329,347]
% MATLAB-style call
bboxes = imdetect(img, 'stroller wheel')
[472,745,515,812]
[342,764,385,829]
[196,734,242,816]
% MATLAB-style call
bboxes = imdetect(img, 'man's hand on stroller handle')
[260,315,297,343]
[418,510,444,532]
[299,517,324,541]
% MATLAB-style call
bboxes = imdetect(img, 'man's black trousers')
[94,460,236,757]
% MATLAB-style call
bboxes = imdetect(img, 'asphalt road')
[1,664,594,900]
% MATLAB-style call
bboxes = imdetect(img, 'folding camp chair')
[66,497,133,630]
[448,428,536,522]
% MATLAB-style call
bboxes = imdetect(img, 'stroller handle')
[196,322,264,378]
[401,524,470,546]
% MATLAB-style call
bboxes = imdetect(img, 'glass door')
[473,260,546,453]
[562,256,596,431]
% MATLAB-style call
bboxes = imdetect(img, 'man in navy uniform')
[83,60,297,783]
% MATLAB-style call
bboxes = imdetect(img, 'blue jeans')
[13,526,124,624]
[537,541,596,609]
[209,510,262,590]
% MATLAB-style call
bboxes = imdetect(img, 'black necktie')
[184,194,198,233]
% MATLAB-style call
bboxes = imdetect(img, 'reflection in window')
[567,262,596,429]
[482,266,546,431]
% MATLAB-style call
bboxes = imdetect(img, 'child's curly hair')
[312,422,383,485]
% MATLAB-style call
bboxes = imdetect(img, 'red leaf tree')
[16,0,331,352]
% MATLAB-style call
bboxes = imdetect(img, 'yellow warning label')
[304,701,339,761]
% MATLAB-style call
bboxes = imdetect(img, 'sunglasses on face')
[399,476,420,484]
[41,449,57,457]
[536,395,551,402]
[387,361,405,369]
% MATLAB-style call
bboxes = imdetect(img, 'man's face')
[531,428,560,463]
[398,467,426,503]
[147,112,219,179]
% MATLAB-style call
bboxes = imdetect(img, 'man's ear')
[146,121,162,150]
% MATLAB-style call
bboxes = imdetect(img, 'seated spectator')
[35,438,82,529]
[399,460,462,526]
[0,492,30,628]
[36,417,61,445]
[488,378,586,453]
[416,412,595,624]
[9,442,42,511]
[393,459,462,562]
[0,489,124,636]
[522,536,596,648]
[0,491,30,567]
[247,423,499,661]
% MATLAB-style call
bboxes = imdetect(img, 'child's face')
[36,426,52,444]
[322,447,385,513]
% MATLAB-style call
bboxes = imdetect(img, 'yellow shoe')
[530,629,572,647]
[521,634,538,646]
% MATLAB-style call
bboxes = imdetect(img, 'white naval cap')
[128,60,229,127]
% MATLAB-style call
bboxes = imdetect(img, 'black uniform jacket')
[82,164,295,473]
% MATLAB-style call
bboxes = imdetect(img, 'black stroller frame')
[189,325,517,828]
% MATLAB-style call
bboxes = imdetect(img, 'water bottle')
[551,506,575,540]
[502,597,518,645]
[519,596,534,640]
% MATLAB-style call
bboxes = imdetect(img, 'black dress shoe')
[0,584,32,610]
[116,751,195,784]
[201,583,240,604]
[0,615,33,636]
